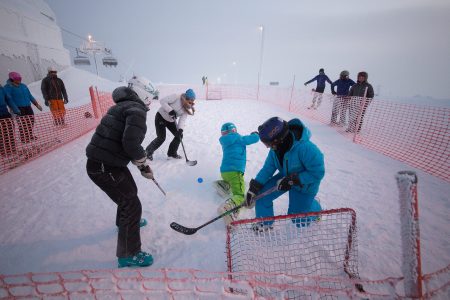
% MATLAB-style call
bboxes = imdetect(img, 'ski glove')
[251,131,259,136]
[277,173,301,191]
[132,157,154,179]
[177,128,183,139]
[245,179,263,209]
[168,110,177,120]
[44,100,49,107]
[64,99,68,104]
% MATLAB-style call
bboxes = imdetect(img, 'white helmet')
[128,76,159,107]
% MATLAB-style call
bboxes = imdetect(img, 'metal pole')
[93,52,99,76]
[257,25,265,101]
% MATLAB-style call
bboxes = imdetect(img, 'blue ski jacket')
[220,132,259,173]
[305,74,332,89]
[4,79,36,108]
[255,118,325,195]
[0,85,20,116]
[331,78,356,96]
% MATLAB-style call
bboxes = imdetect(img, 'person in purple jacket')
[330,70,355,125]
[304,68,332,109]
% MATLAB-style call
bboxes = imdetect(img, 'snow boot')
[217,198,239,226]
[213,180,232,198]
[168,153,182,159]
[252,222,273,233]
[118,251,153,268]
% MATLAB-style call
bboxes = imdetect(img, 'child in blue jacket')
[217,122,259,225]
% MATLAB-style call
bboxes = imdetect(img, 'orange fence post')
[89,86,99,119]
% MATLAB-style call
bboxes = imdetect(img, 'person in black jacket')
[41,67,68,126]
[346,71,375,133]
[86,86,154,268]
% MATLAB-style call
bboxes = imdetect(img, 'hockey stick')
[180,139,197,166]
[152,178,166,196]
[170,186,278,235]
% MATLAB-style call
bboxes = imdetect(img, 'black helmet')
[258,117,289,148]
[340,70,349,77]
[112,86,140,103]
[319,68,324,73]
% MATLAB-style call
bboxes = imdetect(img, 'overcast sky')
[45,0,450,99]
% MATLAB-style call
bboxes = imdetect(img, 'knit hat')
[8,72,21,81]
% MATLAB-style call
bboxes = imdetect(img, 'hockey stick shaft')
[180,139,197,166]
[152,178,166,196]
[170,186,278,235]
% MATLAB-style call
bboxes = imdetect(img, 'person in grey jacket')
[145,88,196,160]
[346,71,375,133]
[86,86,154,268]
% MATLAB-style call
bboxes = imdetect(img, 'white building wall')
[0,0,70,84]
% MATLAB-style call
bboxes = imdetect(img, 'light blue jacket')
[0,85,20,116]
[4,79,36,108]
[255,118,325,195]
[220,132,259,173]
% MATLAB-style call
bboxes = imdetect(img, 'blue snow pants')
[255,173,322,227]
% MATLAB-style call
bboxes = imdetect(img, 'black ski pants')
[146,112,181,157]
[86,159,142,258]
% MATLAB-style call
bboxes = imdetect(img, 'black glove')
[64,99,68,104]
[177,128,183,139]
[44,100,49,107]
[132,157,154,179]
[276,173,301,191]
[251,131,259,136]
[245,179,263,208]
[168,110,177,120]
[331,91,337,95]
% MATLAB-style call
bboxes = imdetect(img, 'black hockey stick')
[180,139,197,166]
[152,178,166,196]
[170,186,278,235]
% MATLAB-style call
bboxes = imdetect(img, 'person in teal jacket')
[4,72,42,143]
[217,122,259,225]
[0,84,20,156]
[244,117,324,232]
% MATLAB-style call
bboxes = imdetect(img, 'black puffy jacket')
[86,88,147,167]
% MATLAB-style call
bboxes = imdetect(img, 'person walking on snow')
[146,88,196,160]
[244,117,324,232]
[304,68,332,109]
[217,122,260,225]
[41,67,69,126]
[86,84,154,268]
[346,71,374,133]
[330,70,355,125]
[4,72,43,143]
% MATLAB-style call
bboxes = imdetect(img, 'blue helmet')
[221,122,237,135]
[185,88,196,100]
[258,117,289,146]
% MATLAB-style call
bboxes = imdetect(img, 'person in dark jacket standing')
[0,84,20,157]
[346,71,375,133]
[41,67,68,126]
[330,70,355,125]
[86,86,154,268]
[304,68,332,109]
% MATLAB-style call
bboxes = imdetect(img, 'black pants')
[0,115,16,156]
[86,159,142,258]
[146,112,181,157]
[17,106,35,143]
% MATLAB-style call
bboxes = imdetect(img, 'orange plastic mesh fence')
[0,103,98,174]
[0,265,448,299]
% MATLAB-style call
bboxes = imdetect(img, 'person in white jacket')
[145,88,196,160]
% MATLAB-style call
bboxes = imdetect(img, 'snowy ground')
[0,79,449,281]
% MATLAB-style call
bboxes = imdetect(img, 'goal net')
[226,208,360,299]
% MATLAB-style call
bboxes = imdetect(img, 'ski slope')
[0,90,449,281]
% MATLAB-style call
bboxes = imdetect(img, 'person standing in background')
[346,71,375,133]
[41,67,69,126]
[330,70,355,125]
[4,72,42,143]
[0,84,20,157]
[304,68,332,109]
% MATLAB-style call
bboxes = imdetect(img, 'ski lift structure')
[76,35,118,75]
[73,48,90,66]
